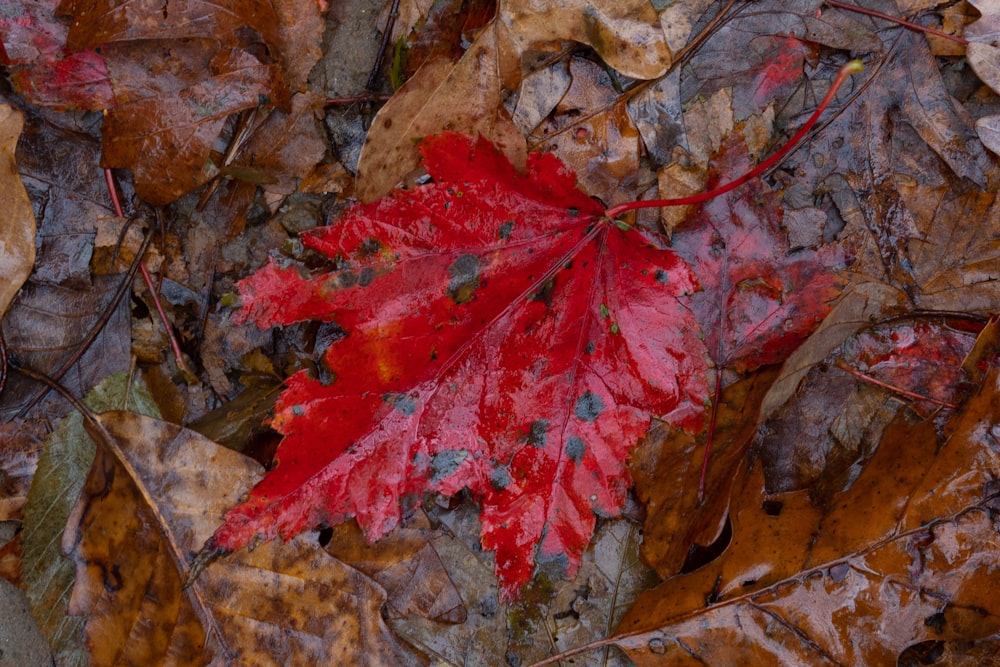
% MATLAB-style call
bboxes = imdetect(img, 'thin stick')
[698,369,723,503]
[833,359,960,409]
[325,93,393,106]
[365,0,402,93]
[15,229,154,419]
[104,168,194,380]
[13,365,108,438]
[824,0,968,45]
[0,326,7,398]
[604,60,865,220]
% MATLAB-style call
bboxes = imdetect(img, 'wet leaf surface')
[614,368,1000,665]
[22,372,160,667]
[66,410,420,665]
[4,0,1000,662]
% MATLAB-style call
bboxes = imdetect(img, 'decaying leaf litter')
[2,0,1000,665]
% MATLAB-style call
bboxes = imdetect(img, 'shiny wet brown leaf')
[499,0,671,80]
[611,369,1000,665]
[64,411,420,666]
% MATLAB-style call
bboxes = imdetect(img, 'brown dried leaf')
[0,105,35,319]
[631,368,779,578]
[325,514,467,624]
[758,318,977,502]
[56,0,281,51]
[64,412,420,665]
[611,369,1000,665]
[499,0,671,80]
[0,421,47,523]
[355,22,525,202]
[101,50,288,205]
[528,57,640,206]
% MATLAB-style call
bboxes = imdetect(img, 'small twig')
[365,0,402,93]
[324,93,393,106]
[0,326,7,398]
[15,229,154,419]
[833,358,960,410]
[13,364,109,439]
[824,0,968,45]
[104,169,194,381]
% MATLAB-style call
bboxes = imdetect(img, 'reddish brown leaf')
[55,0,281,52]
[0,0,114,109]
[212,133,709,598]
[670,132,847,375]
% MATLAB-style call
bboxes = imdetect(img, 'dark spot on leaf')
[359,267,375,287]
[655,269,669,284]
[431,450,468,482]
[383,118,392,129]
[525,420,548,447]
[585,341,595,355]
[383,393,417,415]
[491,466,511,490]
[568,207,579,218]
[101,564,124,593]
[762,500,783,516]
[359,238,382,256]
[536,546,570,578]
[565,436,585,462]
[447,254,480,304]
[337,271,358,288]
[527,277,556,305]
[924,612,947,633]
[574,392,604,422]
[499,221,514,239]
[291,404,305,416]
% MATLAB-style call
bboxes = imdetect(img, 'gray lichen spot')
[491,466,512,490]
[431,450,469,482]
[526,420,549,447]
[447,253,480,304]
[359,267,376,287]
[574,392,604,422]
[565,436,585,463]
[383,392,417,416]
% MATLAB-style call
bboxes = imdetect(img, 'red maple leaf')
[209,133,710,597]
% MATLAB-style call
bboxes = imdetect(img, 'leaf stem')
[104,168,195,382]
[604,60,864,220]
[824,1,968,45]
[698,368,723,503]
[833,359,960,410]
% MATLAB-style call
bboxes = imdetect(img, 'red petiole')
[604,59,864,220]
[104,168,195,381]
[603,60,863,502]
